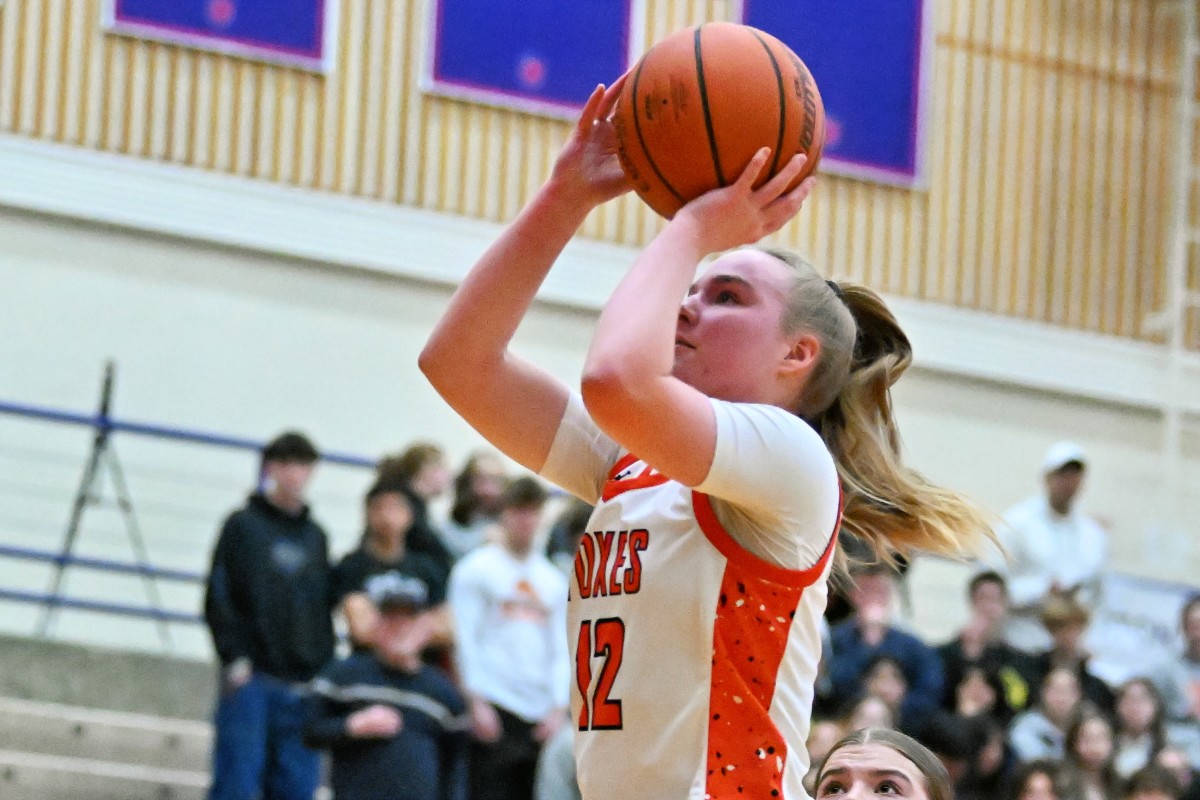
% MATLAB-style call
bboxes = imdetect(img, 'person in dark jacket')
[305,573,469,800]
[204,431,335,800]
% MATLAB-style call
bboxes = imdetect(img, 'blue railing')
[0,370,378,648]
[0,543,204,583]
[0,399,376,468]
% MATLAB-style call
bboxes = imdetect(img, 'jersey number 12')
[576,618,625,730]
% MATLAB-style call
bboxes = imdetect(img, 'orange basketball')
[613,22,825,220]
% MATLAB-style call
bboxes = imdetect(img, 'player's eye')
[877,780,902,794]
[714,289,738,304]
[816,780,845,796]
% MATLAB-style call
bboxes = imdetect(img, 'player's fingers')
[577,84,607,134]
[599,72,629,120]
[765,176,817,228]
[758,154,808,200]
[735,148,773,191]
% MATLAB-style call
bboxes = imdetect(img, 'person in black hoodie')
[204,431,335,800]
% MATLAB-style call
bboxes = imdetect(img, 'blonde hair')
[758,246,995,564]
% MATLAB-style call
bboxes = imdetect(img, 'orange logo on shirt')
[500,579,550,622]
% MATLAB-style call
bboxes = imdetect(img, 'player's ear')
[780,333,820,378]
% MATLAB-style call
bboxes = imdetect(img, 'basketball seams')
[692,26,727,187]
[613,22,823,220]
[749,30,787,184]
[629,57,686,212]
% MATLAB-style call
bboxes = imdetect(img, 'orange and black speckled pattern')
[704,567,804,799]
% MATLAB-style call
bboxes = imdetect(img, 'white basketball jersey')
[569,453,838,800]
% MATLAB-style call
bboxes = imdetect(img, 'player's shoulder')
[713,400,832,460]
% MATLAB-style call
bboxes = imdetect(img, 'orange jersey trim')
[696,488,840,799]
[691,490,841,588]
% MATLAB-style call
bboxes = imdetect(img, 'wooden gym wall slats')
[0,0,1188,347]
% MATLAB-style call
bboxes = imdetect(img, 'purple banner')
[743,0,930,186]
[106,0,335,72]
[427,0,634,117]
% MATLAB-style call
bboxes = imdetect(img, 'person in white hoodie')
[995,442,1107,653]
[448,476,568,800]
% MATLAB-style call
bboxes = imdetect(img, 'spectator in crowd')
[994,441,1107,653]
[918,711,979,791]
[448,477,569,800]
[939,571,1033,716]
[954,715,1014,800]
[304,574,468,800]
[1026,594,1115,714]
[1009,666,1085,763]
[1113,678,1169,781]
[544,498,593,577]
[812,727,954,800]
[532,498,593,800]
[377,442,456,582]
[805,720,848,794]
[860,654,927,735]
[1123,765,1184,800]
[842,694,897,733]
[203,431,334,800]
[441,451,508,562]
[1155,748,1200,800]
[828,563,945,732]
[952,665,1015,726]
[1009,759,1074,800]
[1152,595,1200,724]
[334,476,450,652]
[533,725,579,800]
[1062,711,1120,800]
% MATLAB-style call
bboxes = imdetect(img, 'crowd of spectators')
[203,434,1200,800]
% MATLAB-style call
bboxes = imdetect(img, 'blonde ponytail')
[819,281,995,562]
[755,245,995,564]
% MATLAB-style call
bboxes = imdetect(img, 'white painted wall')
[0,209,1197,659]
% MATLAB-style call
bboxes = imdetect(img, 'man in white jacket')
[449,477,569,800]
[995,441,1107,653]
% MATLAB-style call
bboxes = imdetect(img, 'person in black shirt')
[204,431,334,800]
[938,572,1032,720]
[375,443,456,580]
[305,574,469,800]
[334,476,450,653]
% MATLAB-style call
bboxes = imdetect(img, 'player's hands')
[346,704,403,738]
[549,75,632,208]
[469,697,503,743]
[672,148,816,255]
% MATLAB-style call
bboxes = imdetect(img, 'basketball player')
[420,80,991,799]
[813,728,953,800]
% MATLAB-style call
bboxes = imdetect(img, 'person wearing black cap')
[305,574,469,800]
[204,430,336,800]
